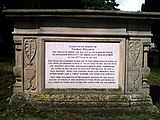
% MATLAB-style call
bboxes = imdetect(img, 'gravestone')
[4,9,159,113]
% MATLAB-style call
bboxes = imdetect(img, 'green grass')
[0,110,160,120]
[114,114,159,120]
[148,68,160,86]
[0,56,160,119]
[0,56,15,112]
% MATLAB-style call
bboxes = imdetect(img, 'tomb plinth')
[4,9,159,113]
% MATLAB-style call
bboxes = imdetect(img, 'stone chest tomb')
[4,9,160,113]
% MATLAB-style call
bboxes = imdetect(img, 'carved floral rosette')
[128,39,142,93]
[23,38,37,91]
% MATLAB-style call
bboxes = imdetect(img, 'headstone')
[4,9,159,114]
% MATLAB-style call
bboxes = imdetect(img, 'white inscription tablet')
[45,42,119,89]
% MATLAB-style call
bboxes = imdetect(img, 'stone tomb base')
[10,92,158,114]
[4,9,160,114]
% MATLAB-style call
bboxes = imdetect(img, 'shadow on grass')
[148,68,160,104]
[0,55,15,111]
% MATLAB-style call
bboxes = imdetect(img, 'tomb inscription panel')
[45,42,120,89]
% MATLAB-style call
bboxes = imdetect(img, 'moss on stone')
[9,93,159,114]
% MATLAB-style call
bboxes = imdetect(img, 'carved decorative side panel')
[24,38,37,66]
[23,38,37,91]
[13,41,23,92]
[127,39,142,93]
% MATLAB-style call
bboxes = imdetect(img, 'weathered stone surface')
[3,9,160,114]
[9,93,158,114]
